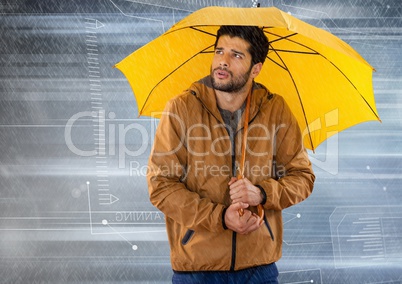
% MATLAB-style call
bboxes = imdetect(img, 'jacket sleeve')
[258,97,315,210]
[147,98,226,233]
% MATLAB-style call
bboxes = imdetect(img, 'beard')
[211,66,252,93]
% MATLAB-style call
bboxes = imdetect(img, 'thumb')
[228,177,238,186]
[230,202,249,211]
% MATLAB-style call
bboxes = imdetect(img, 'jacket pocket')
[181,229,195,245]
[263,216,274,241]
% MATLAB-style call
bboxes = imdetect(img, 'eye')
[234,53,243,59]
[215,49,223,55]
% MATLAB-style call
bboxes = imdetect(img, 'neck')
[215,83,253,113]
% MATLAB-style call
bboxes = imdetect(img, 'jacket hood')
[188,76,272,130]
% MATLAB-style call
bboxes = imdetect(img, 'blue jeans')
[172,263,279,284]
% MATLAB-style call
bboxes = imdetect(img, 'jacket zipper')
[193,90,264,271]
[230,231,237,271]
[226,99,259,271]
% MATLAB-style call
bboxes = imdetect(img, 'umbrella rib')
[267,47,319,70]
[266,54,288,71]
[326,60,381,121]
[265,31,298,44]
[264,30,316,71]
[266,32,380,149]
[268,42,315,150]
[264,30,319,55]
[273,49,318,55]
[190,26,218,37]
[273,30,380,121]
[165,26,217,37]
[139,43,215,115]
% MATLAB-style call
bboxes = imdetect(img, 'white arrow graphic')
[99,194,119,205]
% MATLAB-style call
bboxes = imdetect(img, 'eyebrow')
[215,47,246,57]
[232,49,246,56]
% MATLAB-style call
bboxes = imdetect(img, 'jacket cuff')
[256,185,267,205]
[222,207,228,230]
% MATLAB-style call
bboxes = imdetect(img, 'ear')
[251,62,263,79]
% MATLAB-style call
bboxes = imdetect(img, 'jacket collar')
[189,76,268,129]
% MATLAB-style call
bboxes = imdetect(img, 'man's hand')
[224,202,263,234]
[229,177,263,206]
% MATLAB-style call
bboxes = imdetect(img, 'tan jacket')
[147,76,315,272]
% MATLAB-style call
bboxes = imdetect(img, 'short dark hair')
[214,25,269,65]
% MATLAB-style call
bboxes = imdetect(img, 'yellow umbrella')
[114,6,381,151]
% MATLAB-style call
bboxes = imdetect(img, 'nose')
[219,53,229,68]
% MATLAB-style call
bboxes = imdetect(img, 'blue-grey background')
[0,0,401,283]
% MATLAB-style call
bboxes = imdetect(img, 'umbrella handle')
[238,204,264,219]
[237,173,264,223]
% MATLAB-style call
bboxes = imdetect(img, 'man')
[147,26,315,283]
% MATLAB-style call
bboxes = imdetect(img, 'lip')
[214,68,229,79]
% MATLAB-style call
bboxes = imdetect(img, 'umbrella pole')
[237,89,264,222]
[237,89,251,181]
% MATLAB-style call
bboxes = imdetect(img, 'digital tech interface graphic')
[0,0,401,283]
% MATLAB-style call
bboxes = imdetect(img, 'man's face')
[211,35,254,93]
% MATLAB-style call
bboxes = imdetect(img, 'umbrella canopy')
[114,6,380,151]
